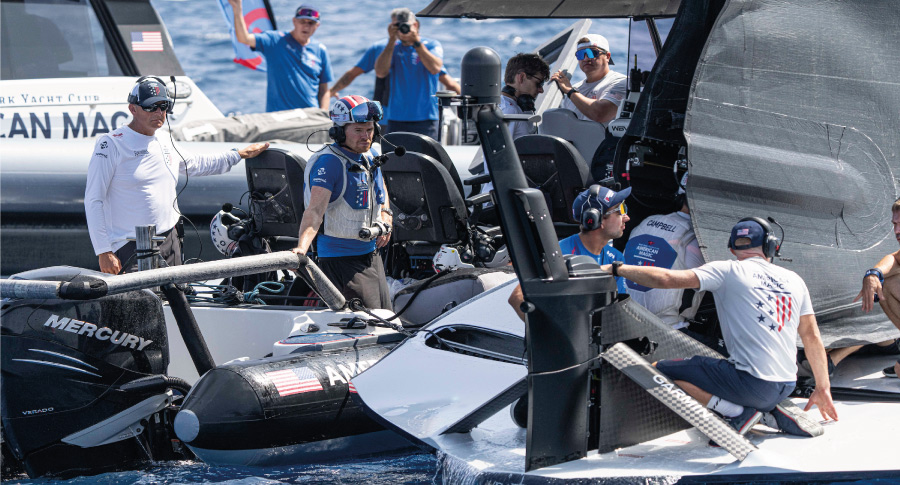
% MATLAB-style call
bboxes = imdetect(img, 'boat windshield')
[1,0,124,80]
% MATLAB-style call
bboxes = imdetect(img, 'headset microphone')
[767,216,785,257]
[372,146,406,169]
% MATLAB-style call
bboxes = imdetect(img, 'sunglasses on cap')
[140,101,171,112]
[295,7,320,20]
[604,202,627,216]
[340,100,384,124]
[575,47,607,61]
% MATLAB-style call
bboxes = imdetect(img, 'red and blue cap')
[295,5,320,22]
[573,186,631,220]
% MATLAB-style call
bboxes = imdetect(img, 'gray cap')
[391,7,416,24]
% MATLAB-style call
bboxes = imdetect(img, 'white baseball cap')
[577,34,614,65]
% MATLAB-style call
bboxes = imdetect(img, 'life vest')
[303,144,384,241]
[623,212,704,329]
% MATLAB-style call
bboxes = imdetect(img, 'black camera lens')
[398,23,410,34]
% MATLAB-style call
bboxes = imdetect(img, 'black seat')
[382,132,465,197]
[514,134,592,225]
[244,148,306,239]
[382,151,468,244]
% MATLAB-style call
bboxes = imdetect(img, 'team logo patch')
[100,141,107,149]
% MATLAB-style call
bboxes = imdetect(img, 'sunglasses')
[295,8,320,20]
[526,73,547,87]
[604,202,627,216]
[140,102,171,112]
[575,47,607,61]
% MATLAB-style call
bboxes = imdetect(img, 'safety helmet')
[330,95,383,126]
[210,210,239,257]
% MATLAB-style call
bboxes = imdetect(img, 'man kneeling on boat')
[293,95,393,310]
[602,218,839,441]
[854,198,900,379]
[85,77,269,274]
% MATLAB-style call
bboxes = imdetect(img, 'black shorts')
[317,251,392,311]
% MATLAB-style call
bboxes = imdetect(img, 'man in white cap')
[550,34,627,127]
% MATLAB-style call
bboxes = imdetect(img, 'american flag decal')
[131,32,163,52]
[266,367,323,397]
[775,296,792,332]
[348,381,358,394]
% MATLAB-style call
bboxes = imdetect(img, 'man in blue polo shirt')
[228,1,333,111]
[294,95,392,310]
[330,8,442,138]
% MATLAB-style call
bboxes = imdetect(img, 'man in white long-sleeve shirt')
[85,77,269,274]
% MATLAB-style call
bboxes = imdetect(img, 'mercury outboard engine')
[1,266,189,478]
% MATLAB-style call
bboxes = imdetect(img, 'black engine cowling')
[1,266,182,478]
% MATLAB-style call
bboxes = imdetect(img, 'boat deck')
[435,354,900,483]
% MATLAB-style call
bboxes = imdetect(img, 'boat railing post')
[134,225,166,271]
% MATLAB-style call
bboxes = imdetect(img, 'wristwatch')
[611,261,624,277]
[566,89,577,99]
[412,40,422,48]
[381,207,394,216]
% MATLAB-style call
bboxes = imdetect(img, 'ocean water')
[5,3,664,483]
[148,0,663,116]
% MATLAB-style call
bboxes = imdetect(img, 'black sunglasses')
[140,102,171,112]
[526,73,547,87]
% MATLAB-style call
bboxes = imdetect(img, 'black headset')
[727,216,781,258]
[580,184,604,231]
[328,122,381,145]
[127,76,174,113]
[501,85,536,112]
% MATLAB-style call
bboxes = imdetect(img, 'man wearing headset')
[293,95,393,310]
[601,218,838,441]
[227,1,333,111]
[550,34,626,127]
[85,77,269,274]
[508,185,631,321]
[480,53,551,196]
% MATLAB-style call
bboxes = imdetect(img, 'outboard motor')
[1,266,188,478]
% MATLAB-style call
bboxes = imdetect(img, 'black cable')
[386,268,453,323]
[347,299,460,353]
[163,75,204,265]
[305,128,330,152]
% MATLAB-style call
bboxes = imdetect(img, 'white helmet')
[210,211,239,257]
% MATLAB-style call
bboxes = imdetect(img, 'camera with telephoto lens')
[359,220,392,240]
[396,22,411,34]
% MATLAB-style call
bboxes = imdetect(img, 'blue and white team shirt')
[355,38,443,122]
[307,145,386,257]
[692,257,814,382]
[254,31,334,112]
[558,233,628,294]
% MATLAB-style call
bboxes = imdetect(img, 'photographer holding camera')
[293,95,393,310]
[330,8,443,139]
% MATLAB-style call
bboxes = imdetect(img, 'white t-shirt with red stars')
[692,257,814,382]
